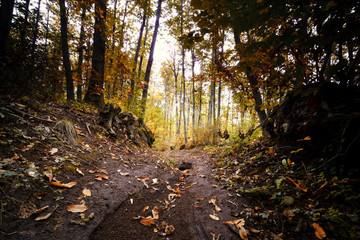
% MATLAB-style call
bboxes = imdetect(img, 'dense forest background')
[0,0,359,149]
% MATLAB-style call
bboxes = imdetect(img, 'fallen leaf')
[290,148,303,154]
[33,205,49,214]
[140,216,155,226]
[83,188,91,197]
[50,181,77,188]
[152,206,161,219]
[199,174,206,178]
[313,223,326,239]
[138,178,149,188]
[209,214,219,220]
[298,136,311,141]
[172,190,183,194]
[89,169,108,174]
[67,205,88,213]
[268,147,275,154]
[76,168,84,176]
[239,227,248,240]
[120,172,129,176]
[21,143,35,152]
[286,176,308,192]
[249,228,260,233]
[11,153,20,160]
[95,175,108,181]
[142,206,149,212]
[209,196,221,212]
[49,148,58,155]
[44,166,53,182]
[197,198,204,201]
[35,205,58,221]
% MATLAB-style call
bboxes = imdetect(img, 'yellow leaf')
[142,206,149,212]
[76,168,84,176]
[82,188,91,197]
[298,136,311,141]
[140,216,154,226]
[67,205,88,213]
[313,223,326,239]
[209,214,219,220]
[290,148,304,154]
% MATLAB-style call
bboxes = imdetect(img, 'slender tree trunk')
[180,0,187,146]
[141,0,162,115]
[44,0,50,50]
[31,0,41,56]
[0,0,15,60]
[138,17,149,79]
[59,0,75,101]
[233,29,267,125]
[76,6,86,101]
[20,0,30,45]
[191,49,195,131]
[84,0,107,106]
[129,7,146,107]
[119,0,129,51]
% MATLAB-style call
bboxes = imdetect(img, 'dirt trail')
[91,149,245,240]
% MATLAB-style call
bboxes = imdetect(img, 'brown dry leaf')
[209,214,219,221]
[48,148,58,155]
[142,206,149,212]
[209,196,221,212]
[138,178,149,188]
[33,205,49,215]
[172,190,183,194]
[120,172,129,176]
[197,198,204,201]
[239,227,248,240]
[283,209,296,220]
[44,166,53,182]
[286,176,308,192]
[140,216,155,226]
[76,168,84,176]
[268,147,275,154]
[82,188,91,197]
[35,205,58,221]
[152,206,161,219]
[67,205,88,213]
[313,223,326,239]
[50,181,77,188]
[249,228,260,233]
[89,169,108,174]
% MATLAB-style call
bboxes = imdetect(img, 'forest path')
[90,149,245,240]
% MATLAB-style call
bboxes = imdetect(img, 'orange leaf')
[268,147,275,154]
[95,175,108,181]
[140,216,154,226]
[286,176,308,192]
[142,206,149,212]
[313,223,326,239]
[172,190,183,194]
[50,181,77,188]
[43,166,53,182]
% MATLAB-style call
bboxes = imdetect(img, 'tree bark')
[191,48,195,130]
[233,29,267,125]
[76,6,86,101]
[0,0,15,60]
[141,0,162,115]
[180,0,187,146]
[59,0,75,101]
[84,0,107,106]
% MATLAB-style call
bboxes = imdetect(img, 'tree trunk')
[191,48,195,131]
[129,7,146,107]
[138,17,149,79]
[141,0,162,115]
[76,6,86,101]
[59,0,75,101]
[180,0,187,146]
[0,0,15,60]
[84,0,107,106]
[119,0,129,51]
[20,0,30,45]
[233,29,267,125]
